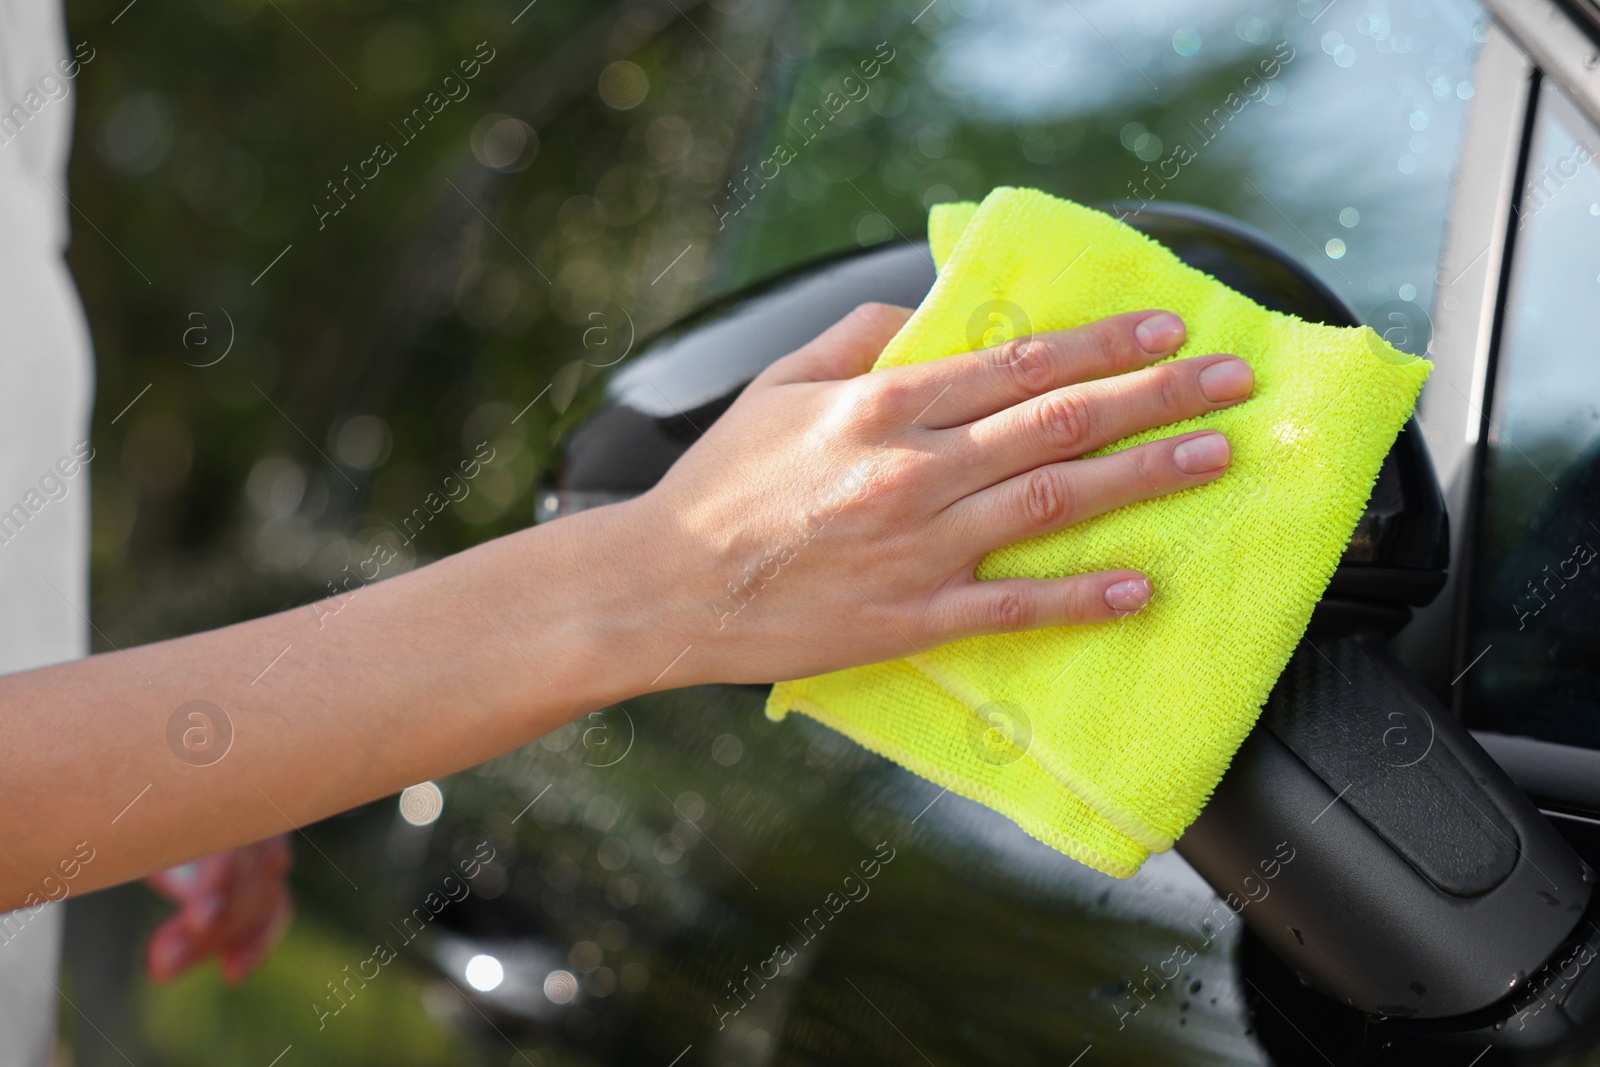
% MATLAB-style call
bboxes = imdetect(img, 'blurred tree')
[53,0,1486,1062]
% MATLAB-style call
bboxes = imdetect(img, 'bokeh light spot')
[332,415,392,470]
[465,954,504,992]
[598,61,649,110]
[711,733,744,766]
[398,781,443,826]
[544,969,579,1004]
[471,114,539,172]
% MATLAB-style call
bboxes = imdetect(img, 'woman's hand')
[144,835,293,984]
[596,302,1255,689]
[0,303,1252,908]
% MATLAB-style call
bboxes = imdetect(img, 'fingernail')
[1105,577,1151,612]
[1173,431,1231,474]
[1134,313,1185,354]
[1198,357,1253,402]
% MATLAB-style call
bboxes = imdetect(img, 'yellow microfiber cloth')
[765,187,1430,878]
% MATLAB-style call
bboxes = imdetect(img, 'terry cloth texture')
[765,187,1431,878]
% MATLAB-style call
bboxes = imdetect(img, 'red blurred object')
[143,835,293,984]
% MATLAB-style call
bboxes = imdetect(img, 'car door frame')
[1410,0,1600,816]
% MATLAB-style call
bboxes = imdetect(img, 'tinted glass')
[720,0,1485,332]
[58,0,1483,1063]
[1465,83,1600,746]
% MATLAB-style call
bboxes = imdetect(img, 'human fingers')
[938,429,1232,553]
[202,837,291,951]
[952,352,1253,491]
[145,853,232,980]
[930,568,1154,638]
[755,301,914,386]
[144,861,199,905]
[878,310,1187,428]
[145,837,292,981]
[148,899,230,981]
[219,890,293,985]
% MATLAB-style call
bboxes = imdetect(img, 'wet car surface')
[57,1,1533,1064]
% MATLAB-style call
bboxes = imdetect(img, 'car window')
[57,0,1487,1064]
[1464,81,1600,747]
[721,0,1485,336]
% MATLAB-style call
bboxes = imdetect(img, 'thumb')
[760,302,913,385]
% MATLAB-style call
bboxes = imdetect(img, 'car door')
[383,4,1510,1066]
[1416,0,1600,838]
[57,3,1513,1066]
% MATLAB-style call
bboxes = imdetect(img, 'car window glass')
[1465,82,1600,745]
[722,0,1485,336]
[60,1,1489,1063]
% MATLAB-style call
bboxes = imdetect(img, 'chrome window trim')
[1417,23,1532,504]
[1423,0,1600,809]
[1421,0,1600,703]
[1398,23,1534,693]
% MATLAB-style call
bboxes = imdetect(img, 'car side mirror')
[541,206,1600,1057]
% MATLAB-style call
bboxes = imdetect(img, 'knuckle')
[1128,445,1163,487]
[844,301,910,339]
[1066,579,1104,621]
[1035,390,1093,453]
[850,301,895,326]
[865,376,910,417]
[989,589,1031,631]
[990,337,1027,366]
[840,378,893,425]
[999,339,1054,395]
[1098,313,1142,355]
[1071,316,1135,376]
[992,337,1056,388]
[1022,468,1072,528]
[1154,365,1189,418]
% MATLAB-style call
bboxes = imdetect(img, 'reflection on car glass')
[59,0,1488,1061]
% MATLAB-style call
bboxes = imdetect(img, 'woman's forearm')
[0,302,1253,910]
[0,504,656,910]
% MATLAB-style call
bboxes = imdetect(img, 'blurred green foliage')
[70,0,769,649]
[54,0,1500,1063]
[138,919,465,1063]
